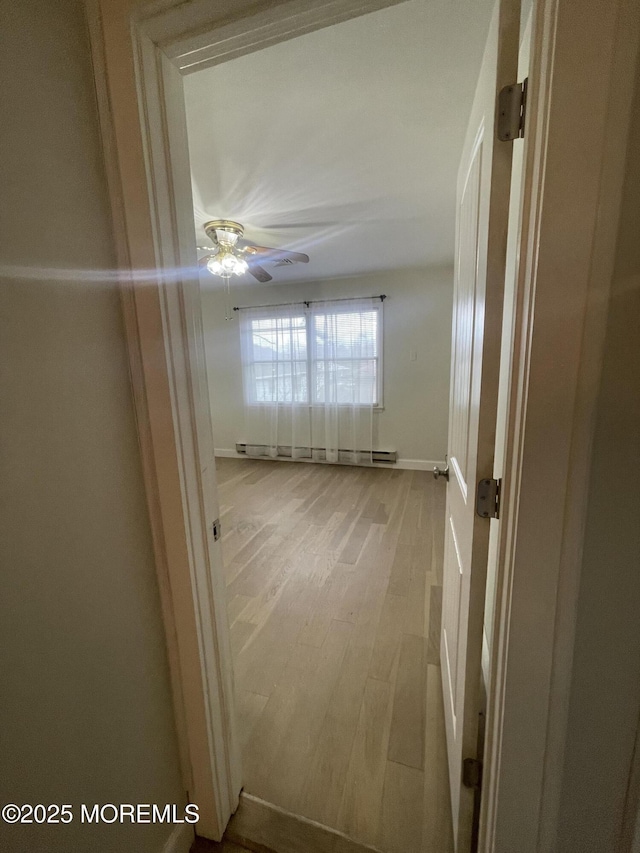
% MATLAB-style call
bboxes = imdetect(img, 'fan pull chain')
[224,276,232,321]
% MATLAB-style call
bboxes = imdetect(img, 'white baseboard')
[161,823,194,853]
[214,448,445,472]
[214,447,246,458]
[395,458,444,471]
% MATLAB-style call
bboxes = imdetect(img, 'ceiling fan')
[197,220,309,284]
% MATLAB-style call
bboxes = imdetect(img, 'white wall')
[200,266,453,464]
[0,2,185,851]
[555,44,640,853]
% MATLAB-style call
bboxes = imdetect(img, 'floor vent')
[235,443,397,464]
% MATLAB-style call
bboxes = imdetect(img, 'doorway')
[181,2,495,849]
[88,0,637,848]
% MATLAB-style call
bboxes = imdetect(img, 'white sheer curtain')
[308,298,379,465]
[239,303,311,459]
[239,297,381,465]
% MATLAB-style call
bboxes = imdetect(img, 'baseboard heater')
[235,443,397,464]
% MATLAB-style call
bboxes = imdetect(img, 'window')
[241,301,383,407]
[247,313,308,403]
[311,309,380,406]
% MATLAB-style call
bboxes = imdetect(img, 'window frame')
[243,302,384,409]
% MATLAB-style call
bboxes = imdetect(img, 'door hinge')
[476,478,501,519]
[463,757,483,790]
[497,77,528,141]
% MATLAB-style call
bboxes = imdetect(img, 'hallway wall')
[0,2,185,851]
[556,39,640,853]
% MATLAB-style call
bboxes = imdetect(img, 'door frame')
[86,0,639,848]
[481,0,639,849]
[86,0,411,841]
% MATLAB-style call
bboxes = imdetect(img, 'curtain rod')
[233,294,386,312]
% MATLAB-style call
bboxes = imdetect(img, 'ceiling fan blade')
[242,244,309,263]
[247,262,273,283]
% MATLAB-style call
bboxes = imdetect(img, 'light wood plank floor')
[191,838,251,853]
[217,457,453,853]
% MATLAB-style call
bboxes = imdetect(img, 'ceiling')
[184,0,495,286]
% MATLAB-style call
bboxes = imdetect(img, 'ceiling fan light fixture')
[200,218,307,286]
[216,228,239,247]
[206,257,224,275]
[234,257,248,275]
[203,219,249,278]
[204,219,244,245]
[207,250,247,278]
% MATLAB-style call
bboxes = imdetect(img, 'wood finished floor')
[191,838,251,853]
[217,457,453,853]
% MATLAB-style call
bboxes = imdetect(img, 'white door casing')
[481,1,640,850]
[441,0,519,849]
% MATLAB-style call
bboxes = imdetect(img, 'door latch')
[433,455,450,482]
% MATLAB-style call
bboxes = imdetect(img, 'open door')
[440,0,520,849]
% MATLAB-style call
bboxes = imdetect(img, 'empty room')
[181,0,501,849]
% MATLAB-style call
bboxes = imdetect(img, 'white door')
[440,0,520,849]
